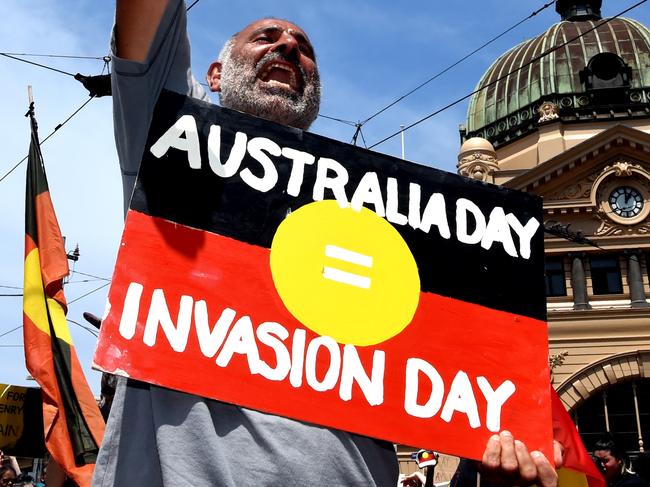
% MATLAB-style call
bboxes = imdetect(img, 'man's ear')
[206,61,223,92]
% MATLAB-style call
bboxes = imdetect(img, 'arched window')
[580,53,632,90]
[574,379,649,457]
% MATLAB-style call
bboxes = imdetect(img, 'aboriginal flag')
[552,388,605,487]
[23,111,104,486]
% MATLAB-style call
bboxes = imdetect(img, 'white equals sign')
[323,245,373,289]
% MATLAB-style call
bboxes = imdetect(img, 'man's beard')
[218,51,321,130]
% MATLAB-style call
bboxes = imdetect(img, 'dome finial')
[556,0,602,21]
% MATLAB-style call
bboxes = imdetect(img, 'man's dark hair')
[594,433,626,462]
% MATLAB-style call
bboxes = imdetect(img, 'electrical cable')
[0,53,76,77]
[360,0,558,126]
[66,279,108,284]
[368,0,648,150]
[0,326,22,340]
[0,285,22,290]
[319,113,358,126]
[70,270,110,281]
[0,95,96,183]
[67,282,110,306]
[0,52,105,60]
[0,294,22,297]
[67,319,99,338]
[187,0,201,11]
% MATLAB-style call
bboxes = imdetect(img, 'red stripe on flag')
[552,388,605,487]
[23,313,96,486]
[97,211,554,460]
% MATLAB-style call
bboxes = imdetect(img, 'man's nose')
[270,30,300,61]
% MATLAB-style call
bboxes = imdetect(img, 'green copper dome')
[465,15,650,145]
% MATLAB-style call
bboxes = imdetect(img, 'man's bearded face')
[217,22,321,131]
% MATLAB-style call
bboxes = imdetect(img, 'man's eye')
[255,36,271,43]
[299,44,314,58]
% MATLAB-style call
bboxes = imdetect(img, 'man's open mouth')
[257,61,303,91]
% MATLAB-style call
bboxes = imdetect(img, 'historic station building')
[458,0,650,455]
[398,0,650,478]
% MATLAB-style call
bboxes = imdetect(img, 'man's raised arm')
[115,0,170,61]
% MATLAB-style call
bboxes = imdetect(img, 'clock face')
[609,186,644,218]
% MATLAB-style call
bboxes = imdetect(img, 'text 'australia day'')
[149,114,541,259]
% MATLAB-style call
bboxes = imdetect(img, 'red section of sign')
[94,210,553,461]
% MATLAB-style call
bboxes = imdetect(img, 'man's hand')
[401,471,426,487]
[480,431,560,487]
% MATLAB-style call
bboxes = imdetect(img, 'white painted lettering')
[481,207,518,257]
[305,336,340,392]
[420,193,451,239]
[350,172,385,216]
[241,137,281,193]
[456,198,486,245]
[207,125,247,177]
[506,214,540,260]
[282,147,315,197]
[386,178,408,225]
[143,290,193,352]
[193,301,236,358]
[256,321,291,381]
[215,316,262,374]
[289,329,307,388]
[404,358,445,418]
[339,346,385,406]
[150,115,201,168]
[118,282,143,340]
[440,371,481,428]
[313,158,349,208]
[477,377,516,432]
[408,183,422,230]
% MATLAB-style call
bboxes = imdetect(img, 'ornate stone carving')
[457,152,499,182]
[547,172,598,200]
[600,160,638,177]
[538,101,560,123]
[457,137,499,182]
[595,207,650,236]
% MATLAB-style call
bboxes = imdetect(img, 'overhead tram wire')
[0,95,96,184]
[0,53,77,77]
[0,326,22,340]
[187,0,201,11]
[70,270,111,282]
[360,0,558,127]
[67,319,99,338]
[67,282,110,306]
[368,0,649,150]
[1,52,105,60]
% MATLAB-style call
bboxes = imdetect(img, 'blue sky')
[1,0,648,394]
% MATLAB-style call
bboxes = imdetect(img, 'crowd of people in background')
[398,434,650,487]
[3,433,649,486]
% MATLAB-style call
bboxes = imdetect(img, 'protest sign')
[94,90,553,461]
[0,384,45,457]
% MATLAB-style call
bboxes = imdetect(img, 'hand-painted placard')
[94,90,553,461]
[0,384,45,457]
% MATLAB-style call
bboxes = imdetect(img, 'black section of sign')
[131,90,546,321]
[3,387,45,458]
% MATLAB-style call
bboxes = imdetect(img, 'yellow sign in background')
[0,384,27,450]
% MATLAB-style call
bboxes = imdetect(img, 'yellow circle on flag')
[270,200,420,346]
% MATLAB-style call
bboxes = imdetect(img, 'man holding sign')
[93,1,560,485]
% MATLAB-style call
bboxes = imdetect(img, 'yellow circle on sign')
[270,200,420,346]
